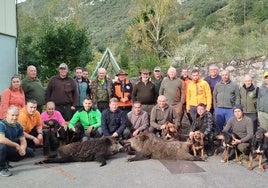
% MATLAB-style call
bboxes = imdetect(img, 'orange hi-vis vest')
[113,79,132,107]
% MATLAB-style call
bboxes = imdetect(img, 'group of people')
[0,62,268,177]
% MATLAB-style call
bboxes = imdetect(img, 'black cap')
[233,104,243,111]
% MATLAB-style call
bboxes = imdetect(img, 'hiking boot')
[0,168,12,177]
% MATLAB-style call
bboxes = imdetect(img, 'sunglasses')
[154,70,160,72]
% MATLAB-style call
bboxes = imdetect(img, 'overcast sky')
[16,0,26,3]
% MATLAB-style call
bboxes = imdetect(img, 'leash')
[37,161,76,179]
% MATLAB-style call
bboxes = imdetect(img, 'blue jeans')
[0,144,34,168]
[214,107,233,131]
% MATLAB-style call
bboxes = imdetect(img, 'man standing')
[101,98,127,138]
[222,105,253,161]
[132,69,157,115]
[45,63,78,121]
[159,67,185,126]
[213,70,240,131]
[21,65,46,113]
[186,69,212,122]
[240,75,258,133]
[18,100,43,149]
[150,95,180,136]
[111,69,133,113]
[0,106,34,177]
[204,64,222,94]
[151,66,163,98]
[68,98,102,141]
[204,64,222,114]
[73,67,90,110]
[91,68,112,112]
[124,101,149,138]
[180,68,192,124]
[257,71,268,133]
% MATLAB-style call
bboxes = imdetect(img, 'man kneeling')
[0,106,34,177]
[68,98,102,142]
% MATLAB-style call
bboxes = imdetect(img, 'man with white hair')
[240,75,258,133]
[150,95,180,136]
[159,67,185,126]
[91,68,112,112]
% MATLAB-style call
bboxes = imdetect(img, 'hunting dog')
[161,122,180,140]
[70,123,85,143]
[191,131,205,160]
[216,132,240,163]
[247,129,266,172]
[43,119,67,146]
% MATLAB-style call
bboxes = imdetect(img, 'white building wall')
[0,0,17,93]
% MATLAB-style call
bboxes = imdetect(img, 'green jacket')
[68,108,101,130]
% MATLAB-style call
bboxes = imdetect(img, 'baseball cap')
[59,63,68,69]
[154,66,161,71]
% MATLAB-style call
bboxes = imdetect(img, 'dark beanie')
[233,104,243,111]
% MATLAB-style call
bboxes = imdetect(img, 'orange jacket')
[111,79,133,107]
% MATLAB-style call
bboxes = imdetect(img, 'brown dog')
[161,122,179,140]
[247,129,266,172]
[191,131,205,160]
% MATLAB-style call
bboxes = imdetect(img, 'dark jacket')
[45,75,78,106]
[240,84,258,113]
[132,80,156,105]
[101,109,127,136]
[190,111,214,136]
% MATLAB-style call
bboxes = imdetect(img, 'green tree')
[37,22,92,81]
[126,0,178,60]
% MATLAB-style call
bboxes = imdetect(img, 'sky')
[16,0,26,4]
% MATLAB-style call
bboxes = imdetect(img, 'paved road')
[1,149,268,188]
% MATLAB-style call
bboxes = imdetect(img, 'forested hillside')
[17,0,268,79]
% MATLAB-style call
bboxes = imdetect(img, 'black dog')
[247,128,266,171]
[70,123,85,143]
[43,119,67,145]
[216,132,240,163]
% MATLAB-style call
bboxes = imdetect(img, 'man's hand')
[232,138,241,145]
[132,129,139,137]
[86,126,93,135]
[112,132,118,138]
[16,144,26,156]
[160,124,166,130]
[35,134,43,145]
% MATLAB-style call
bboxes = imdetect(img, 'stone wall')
[195,56,268,87]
